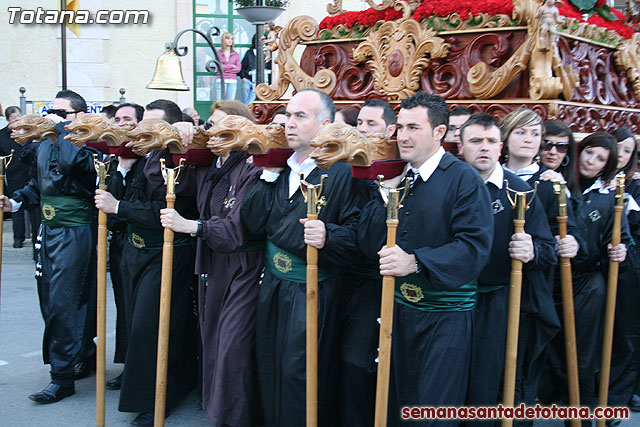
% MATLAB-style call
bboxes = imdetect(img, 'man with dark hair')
[240,88,365,427]
[145,99,182,124]
[445,105,472,148]
[95,101,197,425]
[458,114,556,422]
[357,98,397,138]
[0,90,96,403]
[101,104,118,122]
[338,97,398,426]
[358,92,493,425]
[102,102,144,392]
[114,103,144,127]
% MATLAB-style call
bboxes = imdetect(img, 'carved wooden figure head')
[350,133,399,167]
[125,118,182,156]
[310,123,367,169]
[64,114,133,147]
[8,115,58,145]
[206,115,287,158]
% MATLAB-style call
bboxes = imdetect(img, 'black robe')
[546,182,631,408]
[466,169,557,426]
[107,157,198,413]
[240,160,366,427]
[146,151,264,427]
[12,121,97,384]
[358,152,493,427]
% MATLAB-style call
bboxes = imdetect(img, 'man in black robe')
[458,113,558,425]
[357,92,493,426]
[339,98,397,427]
[103,102,145,391]
[94,100,197,426]
[240,88,366,427]
[1,90,97,403]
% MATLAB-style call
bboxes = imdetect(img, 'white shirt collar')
[485,162,504,189]
[582,177,610,195]
[410,146,445,182]
[287,152,317,198]
[503,162,539,181]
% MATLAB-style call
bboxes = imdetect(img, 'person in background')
[444,106,471,157]
[101,104,117,123]
[183,107,204,126]
[217,32,241,101]
[270,106,288,127]
[335,106,360,127]
[239,34,258,106]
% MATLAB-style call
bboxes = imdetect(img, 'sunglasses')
[47,109,82,119]
[542,140,570,153]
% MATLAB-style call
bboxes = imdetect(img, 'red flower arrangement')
[318,0,636,40]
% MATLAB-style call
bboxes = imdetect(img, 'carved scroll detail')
[353,19,449,100]
[256,16,338,101]
[326,0,346,16]
[615,33,640,101]
[468,0,578,100]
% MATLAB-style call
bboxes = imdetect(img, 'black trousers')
[38,224,96,384]
[389,304,473,427]
[256,271,341,427]
[109,232,128,364]
[339,275,382,427]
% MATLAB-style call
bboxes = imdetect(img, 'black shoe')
[73,355,96,380]
[630,394,640,412]
[606,419,621,427]
[131,412,154,426]
[106,373,122,390]
[13,241,23,248]
[28,382,75,404]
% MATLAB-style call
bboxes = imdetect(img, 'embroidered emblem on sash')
[588,210,601,222]
[131,233,146,249]
[492,199,504,214]
[42,204,55,220]
[223,185,236,209]
[400,283,424,303]
[273,252,292,274]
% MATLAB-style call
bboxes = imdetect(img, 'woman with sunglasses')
[609,128,640,414]
[540,120,580,195]
[147,98,264,427]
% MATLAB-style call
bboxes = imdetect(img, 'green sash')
[264,240,340,283]
[395,273,477,311]
[350,265,383,280]
[40,195,92,227]
[127,224,190,250]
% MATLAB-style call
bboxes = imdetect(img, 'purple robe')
[146,151,263,427]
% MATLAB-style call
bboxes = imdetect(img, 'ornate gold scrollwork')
[255,16,338,101]
[326,0,346,16]
[615,33,640,101]
[353,18,449,100]
[468,0,578,100]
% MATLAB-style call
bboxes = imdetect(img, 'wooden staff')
[299,173,327,427]
[596,174,626,427]
[374,175,412,427]
[154,158,185,427]
[93,154,112,427]
[502,184,536,427]
[0,150,13,310]
[553,181,581,427]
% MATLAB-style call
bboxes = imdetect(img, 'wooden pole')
[93,156,110,427]
[0,151,13,311]
[374,186,403,427]
[502,192,526,427]
[553,182,581,427]
[154,160,182,427]
[300,174,326,427]
[596,174,626,427]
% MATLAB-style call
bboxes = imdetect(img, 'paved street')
[0,222,639,426]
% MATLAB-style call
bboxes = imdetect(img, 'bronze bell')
[147,48,189,91]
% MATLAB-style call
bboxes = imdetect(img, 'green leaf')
[596,6,618,20]
[569,0,598,11]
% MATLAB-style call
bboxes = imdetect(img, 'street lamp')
[147,25,226,99]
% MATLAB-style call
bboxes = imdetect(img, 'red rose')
[595,0,606,7]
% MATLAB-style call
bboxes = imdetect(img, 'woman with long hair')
[217,32,241,100]
[609,127,640,412]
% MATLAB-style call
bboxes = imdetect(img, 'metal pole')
[19,87,27,114]
[256,23,265,85]
[119,88,126,104]
[61,0,67,90]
